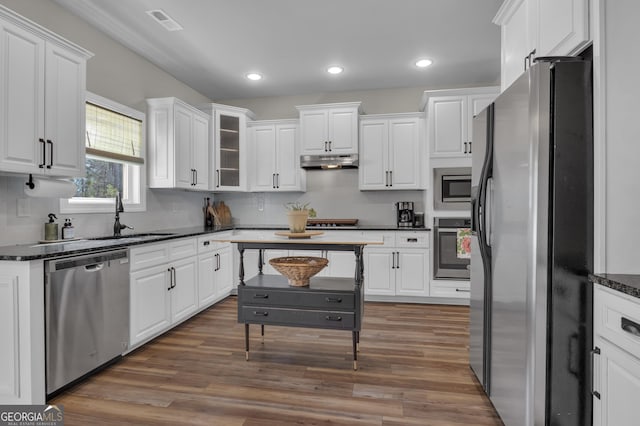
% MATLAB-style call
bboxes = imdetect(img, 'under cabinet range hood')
[300,154,359,169]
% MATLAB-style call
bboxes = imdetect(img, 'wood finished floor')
[51,297,503,425]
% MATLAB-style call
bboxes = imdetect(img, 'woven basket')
[269,256,329,287]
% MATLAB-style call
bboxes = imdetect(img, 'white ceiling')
[54,0,503,100]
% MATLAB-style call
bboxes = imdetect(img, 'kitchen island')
[213,232,383,370]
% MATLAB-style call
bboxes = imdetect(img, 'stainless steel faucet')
[113,192,133,236]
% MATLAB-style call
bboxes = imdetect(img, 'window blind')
[85,102,144,164]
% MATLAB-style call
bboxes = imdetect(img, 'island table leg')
[352,331,358,370]
[245,323,249,361]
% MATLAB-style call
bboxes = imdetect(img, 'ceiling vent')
[145,9,183,32]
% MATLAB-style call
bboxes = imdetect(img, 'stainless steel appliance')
[396,201,415,228]
[300,154,358,169]
[433,217,471,279]
[45,249,130,396]
[434,167,471,211]
[469,57,593,426]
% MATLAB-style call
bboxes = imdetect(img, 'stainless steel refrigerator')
[469,57,593,426]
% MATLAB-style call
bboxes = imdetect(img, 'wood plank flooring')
[51,297,503,425]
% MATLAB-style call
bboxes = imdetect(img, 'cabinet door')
[215,110,245,190]
[537,0,588,57]
[44,43,86,176]
[359,119,388,190]
[192,112,209,190]
[327,251,356,278]
[0,20,45,174]
[467,94,496,155]
[252,125,277,191]
[595,338,640,426]
[500,0,532,91]
[130,265,171,346]
[170,257,198,323]
[299,109,328,154]
[174,105,193,189]
[328,108,358,154]
[215,246,233,297]
[197,253,216,308]
[363,249,395,296]
[275,123,300,190]
[388,118,421,189]
[395,249,429,296]
[428,96,467,157]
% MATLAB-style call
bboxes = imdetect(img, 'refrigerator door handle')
[484,177,493,247]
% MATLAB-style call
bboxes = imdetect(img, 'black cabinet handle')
[385,171,389,187]
[46,139,53,168]
[203,241,210,246]
[216,169,220,187]
[276,173,280,188]
[325,297,342,303]
[272,173,276,188]
[167,268,173,290]
[455,288,470,292]
[591,346,601,399]
[407,238,418,243]
[253,311,269,316]
[324,141,328,152]
[463,142,468,154]
[328,141,332,152]
[396,251,399,269]
[38,138,46,168]
[621,317,640,337]
[217,253,221,271]
[194,169,198,185]
[468,141,472,154]
[253,294,269,299]
[524,54,529,71]
[325,315,342,321]
[171,267,176,288]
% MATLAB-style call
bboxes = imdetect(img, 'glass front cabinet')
[201,104,255,191]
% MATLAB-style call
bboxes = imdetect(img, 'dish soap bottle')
[44,213,58,241]
[62,218,75,239]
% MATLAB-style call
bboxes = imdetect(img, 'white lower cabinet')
[593,284,640,426]
[197,234,234,307]
[130,238,199,347]
[363,231,430,298]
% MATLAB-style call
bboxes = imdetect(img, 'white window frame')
[60,92,147,214]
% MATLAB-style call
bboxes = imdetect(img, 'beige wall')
[0,0,211,111]
[216,84,489,120]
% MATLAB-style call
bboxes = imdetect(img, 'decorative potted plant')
[285,202,316,233]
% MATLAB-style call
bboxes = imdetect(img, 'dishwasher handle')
[84,263,105,272]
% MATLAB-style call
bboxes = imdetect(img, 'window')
[60,92,146,213]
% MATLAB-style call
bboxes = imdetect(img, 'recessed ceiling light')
[246,73,262,81]
[415,59,433,68]
[327,66,344,75]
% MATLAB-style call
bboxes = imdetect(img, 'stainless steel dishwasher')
[45,249,130,396]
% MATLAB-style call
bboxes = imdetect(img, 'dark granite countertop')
[590,273,640,299]
[0,224,430,261]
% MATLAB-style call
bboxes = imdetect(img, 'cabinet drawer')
[130,242,169,271]
[240,288,355,310]
[395,232,429,248]
[361,231,395,247]
[595,285,640,357]
[240,306,355,330]
[170,237,197,260]
[198,232,232,254]
[429,280,470,299]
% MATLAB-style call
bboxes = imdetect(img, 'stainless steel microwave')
[434,167,471,211]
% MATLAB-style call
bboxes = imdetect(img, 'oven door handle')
[484,177,493,248]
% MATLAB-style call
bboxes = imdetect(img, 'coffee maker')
[396,201,415,228]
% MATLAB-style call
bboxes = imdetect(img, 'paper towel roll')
[24,177,77,198]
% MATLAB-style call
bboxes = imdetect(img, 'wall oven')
[433,217,471,280]
[434,167,472,211]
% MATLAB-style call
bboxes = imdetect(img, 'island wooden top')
[212,231,384,246]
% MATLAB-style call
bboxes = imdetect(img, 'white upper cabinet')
[147,97,210,190]
[359,113,424,190]
[201,103,255,192]
[296,102,361,155]
[494,0,589,92]
[0,7,92,177]
[421,87,499,159]
[249,119,305,192]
